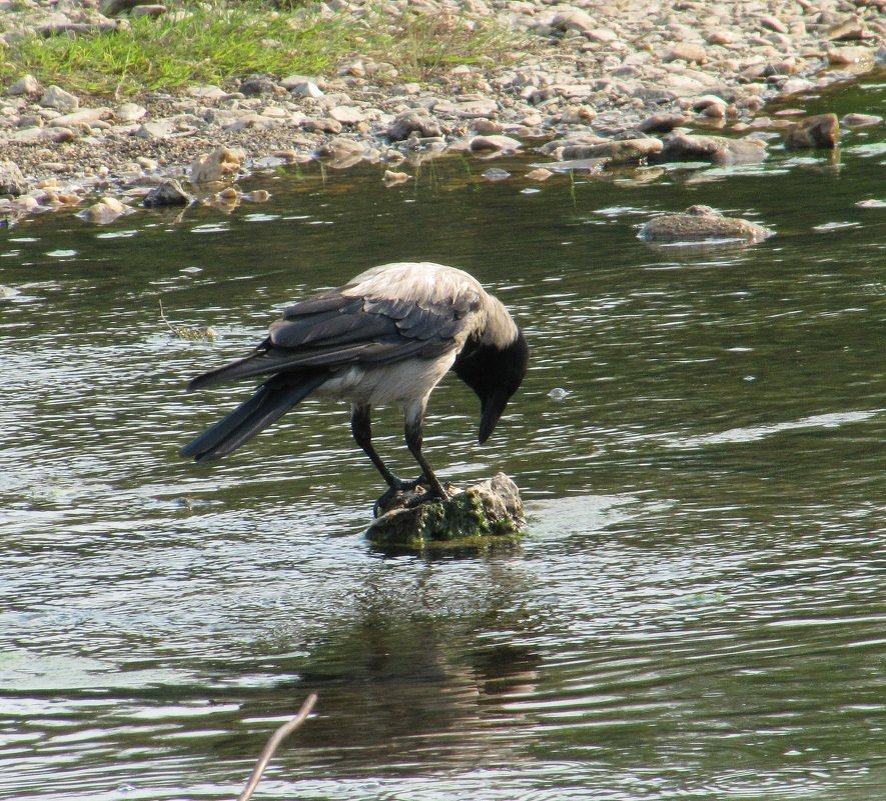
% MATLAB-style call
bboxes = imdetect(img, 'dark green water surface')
[1,75,884,800]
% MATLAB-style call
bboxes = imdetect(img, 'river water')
[1,74,884,800]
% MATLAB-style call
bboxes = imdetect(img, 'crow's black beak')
[479,390,509,444]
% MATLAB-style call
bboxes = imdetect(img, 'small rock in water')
[482,168,510,181]
[385,109,443,141]
[189,146,245,184]
[367,473,525,550]
[785,114,840,149]
[657,132,767,165]
[826,45,874,66]
[575,138,663,164]
[469,134,521,153]
[638,113,690,134]
[548,387,570,400]
[383,169,411,186]
[840,113,882,127]
[638,205,773,244]
[142,179,192,208]
[316,137,365,161]
[79,197,131,224]
[525,167,553,181]
[692,94,729,119]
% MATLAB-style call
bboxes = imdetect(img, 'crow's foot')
[373,476,430,518]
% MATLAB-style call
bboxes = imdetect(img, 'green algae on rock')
[367,473,525,551]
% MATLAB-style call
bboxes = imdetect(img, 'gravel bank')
[1,0,884,224]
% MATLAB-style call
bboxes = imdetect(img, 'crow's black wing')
[186,291,476,391]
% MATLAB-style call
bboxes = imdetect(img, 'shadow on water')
[1,73,884,799]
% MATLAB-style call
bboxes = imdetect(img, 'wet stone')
[367,473,525,551]
[785,113,840,149]
[656,131,767,165]
[386,110,443,141]
[638,205,773,244]
[189,145,245,184]
[142,179,192,208]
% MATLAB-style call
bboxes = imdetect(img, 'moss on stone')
[366,473,525,551]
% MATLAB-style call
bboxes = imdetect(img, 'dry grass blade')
[159,299,217,341]
[237,692,318,801]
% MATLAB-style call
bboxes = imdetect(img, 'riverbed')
[0,74,884,800]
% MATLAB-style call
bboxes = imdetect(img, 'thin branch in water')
[237,692,318,801]
[159,299,217,341]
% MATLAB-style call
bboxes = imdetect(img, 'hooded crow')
[180,262,528,501]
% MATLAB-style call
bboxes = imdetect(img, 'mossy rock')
[638,204,773,244]
[367,473,525,551]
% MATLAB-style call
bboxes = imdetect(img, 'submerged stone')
[638,205,773,244]
[367,473,525,551]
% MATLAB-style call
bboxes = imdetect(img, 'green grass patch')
[0,1,527,97]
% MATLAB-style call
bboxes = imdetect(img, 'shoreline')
[1,0,884,225]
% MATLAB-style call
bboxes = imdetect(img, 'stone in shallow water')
[785,113,840,149]
[367,473,525,551]
[143,179,192,208]
[638,205,773,245]
[656,132,767,165]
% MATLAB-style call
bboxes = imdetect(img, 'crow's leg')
[351,404,405,490]
[404,415,448,501]
[351,405,427,516]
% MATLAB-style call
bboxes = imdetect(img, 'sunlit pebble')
[812,221,861,232]
[525,167,553,181]
[247,189,271,202]
[548,387,570,400]
[383,169,411,186]
[482,167,510,181]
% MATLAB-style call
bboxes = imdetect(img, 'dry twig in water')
[237,692,318,801]
[159,299,217,341]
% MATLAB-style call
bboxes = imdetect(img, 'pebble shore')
[1,0,884,225]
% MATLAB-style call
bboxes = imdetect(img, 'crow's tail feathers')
[180,372,328,462]
[185,346,278,392]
